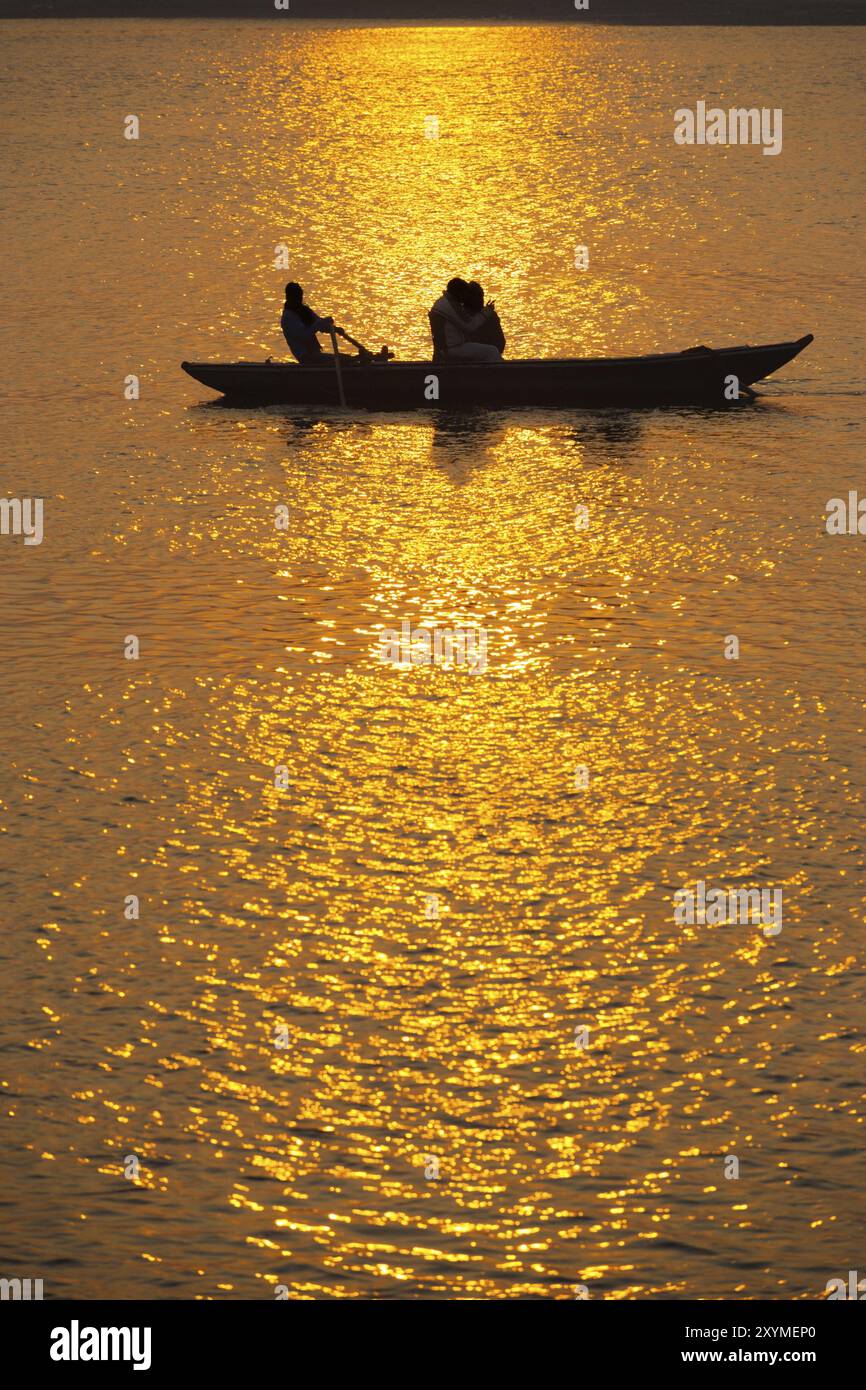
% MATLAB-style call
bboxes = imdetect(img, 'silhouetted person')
[281,282,343,364]
[463,281,505,355]
[429,278,503,363]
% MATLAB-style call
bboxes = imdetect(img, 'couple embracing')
[428,278,506,363]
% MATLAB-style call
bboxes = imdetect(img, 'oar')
[336,326,394,362]
[328,326,347,407]
[336,326,370,355]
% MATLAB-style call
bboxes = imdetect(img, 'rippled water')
[1,20,865,1300]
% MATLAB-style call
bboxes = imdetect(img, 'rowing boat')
[181,334,813,410]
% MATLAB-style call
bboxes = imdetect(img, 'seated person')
[428,278,503,363]
[280,282,344,364]
[463,281,505,355]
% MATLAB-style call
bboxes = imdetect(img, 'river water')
[1,19,865,1299]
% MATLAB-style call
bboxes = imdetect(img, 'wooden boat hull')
[181,335,813,410]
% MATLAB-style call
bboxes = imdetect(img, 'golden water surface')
[1,20,865,1298]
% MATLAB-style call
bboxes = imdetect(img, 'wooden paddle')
[328,327,347,406]
[335,327,394,362]
[336,326,369,355]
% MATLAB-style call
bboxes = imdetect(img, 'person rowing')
[428,278,504,363]
[280,283,393,367]
[280,282,345,365]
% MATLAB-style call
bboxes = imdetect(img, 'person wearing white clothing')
[280,282,343,364]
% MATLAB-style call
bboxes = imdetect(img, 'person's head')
[446,277,469,305]
[463,281,484,314]
[284,282,304,307]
